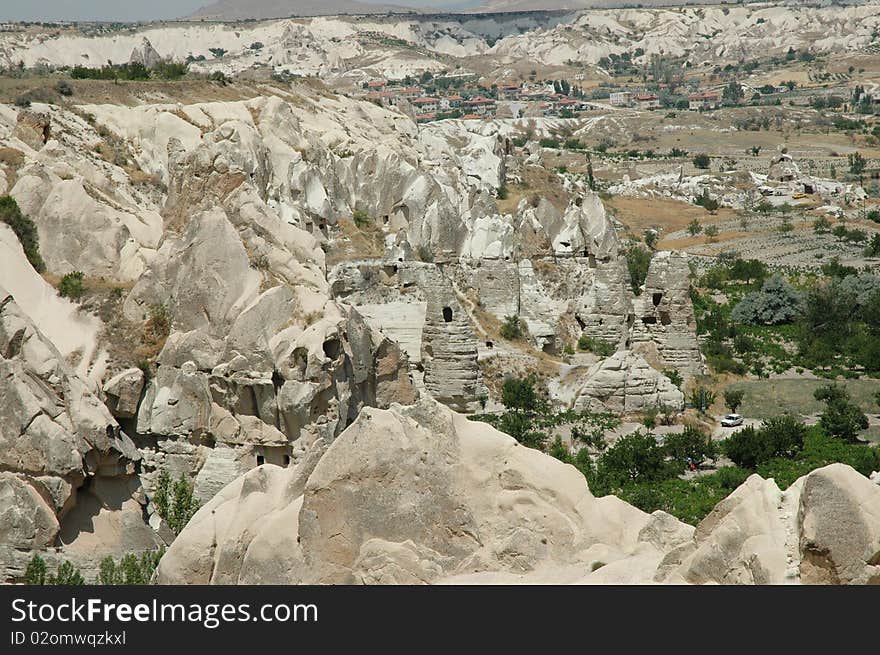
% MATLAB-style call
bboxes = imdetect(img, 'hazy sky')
[0,1,206,22]
[0,0,463,22]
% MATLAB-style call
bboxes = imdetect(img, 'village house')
[397,86,422,100]
[543,95,581,115]
[446,94,464,108]
[411,96,441,114]
[366,78,388,92]
[609,91,632,107]
[498,84,522,100]
[633,93,661,109]
[688,91,721,111]
[462,96,496,115]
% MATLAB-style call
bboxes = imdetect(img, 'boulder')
[156,397,684,584]
[571,351,685,414]
[797,463,880,585]
[103,367,145,419]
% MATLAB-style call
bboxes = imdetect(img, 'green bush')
[352,209,371,229]
[757,428,880,487]
[692,153,711,169]
[500,314,523,340]
[722,415,806,469]
[577,335,615,356]
[58,271,86,299]
[662,368,683,389]
[689,386,716,413]
[0,195,45,272]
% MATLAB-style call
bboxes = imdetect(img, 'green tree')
[0,195,45,272]
[722,416,806,469]
[662,425,717,468]
[689,386,716,414]
[24,554,47,585]
[501,376,541,414]
[98,556,123,585]
[723,388,745,413]
[847,152,867,176]
[153,471,200,534]
[730,274,804,325]
[722,80,744,105]
[626,245,652,295]
[49,561,84,585]
[595,431,669,488]
[686,218,702,236]
[814,384,869,442]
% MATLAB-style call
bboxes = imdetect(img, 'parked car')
[720,414,743,427]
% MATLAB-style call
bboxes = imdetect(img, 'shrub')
[813,216,832,234]
[500,314,523,340]
[0,195,45,272]
[501,376,539,413]
[153,60,188,80]
[58,271,86,299]
[757,428,880,487]
[723,415,806,469]
[577,335,615,356]
[594,431,670,488]
[146,303,171,339]
[55,80,73,96]
[352,208,371,229]
[692,153,711,169]
[686,219,702,236]
[662,368,683,389]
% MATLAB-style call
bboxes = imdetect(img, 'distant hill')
[188,0,422,20]
[471,0,821,12]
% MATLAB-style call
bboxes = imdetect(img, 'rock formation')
[0,294,161,581]
[158,408,880,586]
[571,351,684,414]
[156,397,694,584]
